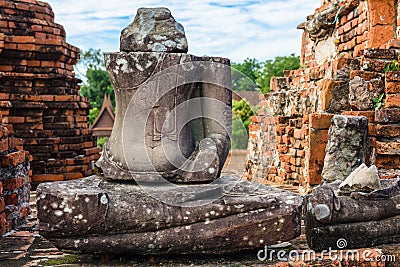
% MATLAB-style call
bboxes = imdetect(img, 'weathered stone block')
[37,175,303,254]
[349,76,384,110]
[120,8,188,53]
[305,179,400,251]
[321,115,368,182]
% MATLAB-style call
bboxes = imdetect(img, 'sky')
[45,0,320,63]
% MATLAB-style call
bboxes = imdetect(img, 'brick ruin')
[0,0,100,188]
[246,0,400,189]
[0,111,30,235]
[0,0,101,234]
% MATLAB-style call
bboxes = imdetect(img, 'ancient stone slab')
[305,178,400,251]
[321,115,368,183]
[37,175,303,254]
[120,8,188,53]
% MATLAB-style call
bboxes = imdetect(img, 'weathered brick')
[310,113,334,130]
[307,129,329,185]
[375,108,400,123]
[385,81,400,94]
[375,155,400,169]
[376,141,400,155]
[1,150,26,167]
[376,124,400,137]
[31,174,64,183]
[342,110,375,123]
[369,25,394,49]
[2,177,25,190]
[385,94,400,108]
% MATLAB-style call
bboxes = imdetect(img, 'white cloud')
[46,0,320,62]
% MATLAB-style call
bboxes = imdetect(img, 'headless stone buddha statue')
[96,7,231,183]
[36,8,303,255]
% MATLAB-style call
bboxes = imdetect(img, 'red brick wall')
[0,111,31,236]
[0,0,100,186]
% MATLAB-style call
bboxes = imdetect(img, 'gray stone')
[321,115,368,183]
[98,52,232,183]
[120,7,188,53]
[37,175,303,254]
[349,76,384,111]
[305,179,400,251]
[337,164,381,196]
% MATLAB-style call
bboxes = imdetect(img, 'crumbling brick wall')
[0,0,100,186]
[0,111,30,235]
[246,0,400,189]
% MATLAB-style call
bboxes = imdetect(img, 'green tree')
[79,49,115,113]
[256,54,300,94]
[231,58,261,91]
[231,99,255,149]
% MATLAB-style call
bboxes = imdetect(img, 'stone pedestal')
[37,175,303,254]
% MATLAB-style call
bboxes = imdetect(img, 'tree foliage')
[231,58,261,91]
[79,49,115,112]
[256,54,300,93]
[230,54,300,94]
[231,99,255,149]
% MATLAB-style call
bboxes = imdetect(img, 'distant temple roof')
[90,94,115,137]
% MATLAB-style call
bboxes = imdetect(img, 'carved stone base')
[37,175,303,254]
[305,178,400,251]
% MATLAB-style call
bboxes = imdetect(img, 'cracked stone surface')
[321,115,368,183]
[37,175,303,255]
[120,7,188,53]
[305,178,400,251]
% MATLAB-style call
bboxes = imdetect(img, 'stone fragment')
[37,176,303,254]
[349,76,384,111]
[120,8,188,53]
[305,178,400,251]
[321,115,368,183]
[337,164,381,195]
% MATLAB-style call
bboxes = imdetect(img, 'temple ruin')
[246,0,400,190]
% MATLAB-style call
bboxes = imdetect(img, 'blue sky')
[46,0,320,62]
